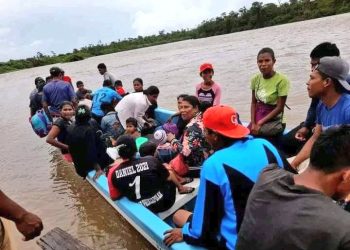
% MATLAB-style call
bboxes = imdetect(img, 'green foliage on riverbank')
[1,0,349,74]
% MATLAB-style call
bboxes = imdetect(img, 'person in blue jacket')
[164,105,290,249]
[91,79,122,124]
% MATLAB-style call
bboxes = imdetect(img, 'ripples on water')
[0,13,349,249]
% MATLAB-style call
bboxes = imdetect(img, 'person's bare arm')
[46,125,68,151]
[291,124,322,169]
[0,190,43,241]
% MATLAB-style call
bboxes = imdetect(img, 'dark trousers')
[277,122,313,157]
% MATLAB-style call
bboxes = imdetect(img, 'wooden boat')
[86,108,205,250]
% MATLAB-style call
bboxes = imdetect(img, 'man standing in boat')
[97,63,117,85]
[42,67,77,120]
[164,105,289,249]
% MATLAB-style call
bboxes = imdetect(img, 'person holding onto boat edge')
[107,135,194,212]
[164,105,287,249]
[195,63,221,106]
[248,47,290,139]
[291,56,350,170]
[236,125,350,250]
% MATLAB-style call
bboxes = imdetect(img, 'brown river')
[0,13,349,250]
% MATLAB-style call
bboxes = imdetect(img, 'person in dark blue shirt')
[91,79,122,124]
[164,105,289,249]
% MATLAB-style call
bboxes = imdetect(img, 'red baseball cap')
[203,105,250,138]
[199,63,214,74]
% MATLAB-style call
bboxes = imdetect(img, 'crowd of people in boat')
[28,42,350,250]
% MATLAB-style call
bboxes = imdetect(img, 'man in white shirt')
[115,86,159,130]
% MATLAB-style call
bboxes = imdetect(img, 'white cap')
[153,129,167,144]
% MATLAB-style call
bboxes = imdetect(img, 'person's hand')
[15,212,43,241]
[250,123,261,135]
[295,127,309,141]
[93,169,104,181]
[163,228,183,246]
[167,132,176,142]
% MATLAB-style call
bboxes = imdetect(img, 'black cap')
[50,66,63,76]
[34,77,45,86]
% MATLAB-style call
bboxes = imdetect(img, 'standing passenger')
[42,67,77,119]
[195,63,221,106]
[97,63,117,84]
[164,105,286,249]
[249,48,290,138]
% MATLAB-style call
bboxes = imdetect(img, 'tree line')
[1,0,349,74]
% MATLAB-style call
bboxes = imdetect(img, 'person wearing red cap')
[164,105,287,249]
[195,63,222,106]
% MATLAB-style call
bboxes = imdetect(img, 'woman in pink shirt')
[195,63,222,106]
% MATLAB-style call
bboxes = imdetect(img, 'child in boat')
[195,63,221,106]
[125,117,141,139]
[153,123,179,164]
[46,101,74,160]
[107,135,194,213]
[115,80,128,97]
[167,94,189,139]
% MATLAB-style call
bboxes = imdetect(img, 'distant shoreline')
[1,0,349,74]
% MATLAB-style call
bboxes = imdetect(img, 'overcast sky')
[0,0,286,62]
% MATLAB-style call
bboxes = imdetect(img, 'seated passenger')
[291,57,350,170]
[101,102,124,140]
[195,63,221,106]
[125,117,141,139]
[132,77,144,93]
[166,95,209,177]
[66,105,110,180]
[107,135,194,212]
[164,105,287,249]
[249,47,290,139]
[46,101,74,156]
[114,80,128,97]
[236,126,350,250]
[153,124,178,164]
[167,94,189,139]
[75,81,92,100]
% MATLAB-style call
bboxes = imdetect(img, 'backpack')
[30,109,53,138]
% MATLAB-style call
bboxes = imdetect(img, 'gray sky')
[0,0,286,62]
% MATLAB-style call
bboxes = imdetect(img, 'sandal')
[178,187,195,195]
[180,177,193,185]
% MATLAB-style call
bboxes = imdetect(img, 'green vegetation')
[1,0,349,74]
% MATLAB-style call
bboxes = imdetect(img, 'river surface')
[0,13,349,250]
